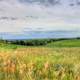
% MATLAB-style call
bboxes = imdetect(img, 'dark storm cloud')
[0,17,18,20]
[18,0,80,6]
[19,0,60,5]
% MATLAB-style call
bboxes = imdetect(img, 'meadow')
[0,38,80,80]
[46,39,80,47]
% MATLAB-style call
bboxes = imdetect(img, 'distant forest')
[0,37,80,46]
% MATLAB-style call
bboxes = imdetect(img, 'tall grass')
[0,48,80,80]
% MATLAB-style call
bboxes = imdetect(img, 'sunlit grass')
[0,47,80,80]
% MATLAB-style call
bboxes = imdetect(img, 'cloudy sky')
[0,0,80,39]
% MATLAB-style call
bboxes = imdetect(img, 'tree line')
[0,38,80,46]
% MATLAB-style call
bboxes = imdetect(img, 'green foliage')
[0,38,80,48]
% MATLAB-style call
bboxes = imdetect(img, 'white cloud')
[0,0,80,33]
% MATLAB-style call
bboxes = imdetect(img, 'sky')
[0,0,80,39]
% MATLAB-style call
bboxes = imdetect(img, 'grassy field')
[0,38,80,49]
[0,39,80,80]
[0,47,80,80]
[46,39,80,47]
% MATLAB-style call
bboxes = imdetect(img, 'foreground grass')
[0,47,80,80]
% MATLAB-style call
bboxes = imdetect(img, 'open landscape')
[0,38,80,80]
[0,0,80,80]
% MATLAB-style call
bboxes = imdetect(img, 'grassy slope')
[0,39,80,49]
[46,39,80,47]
